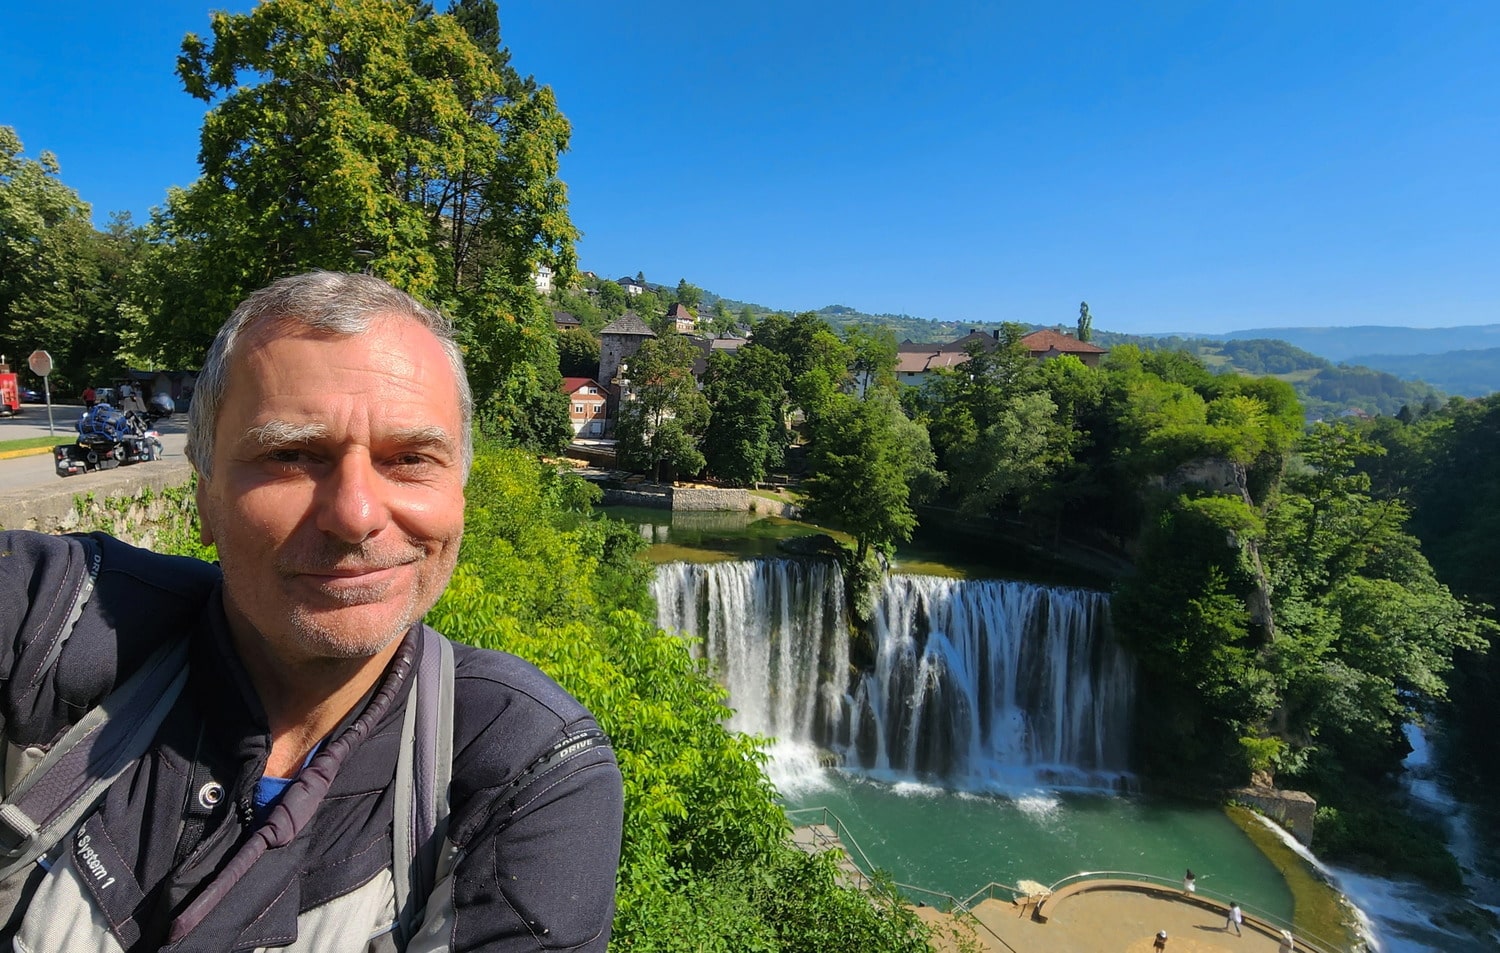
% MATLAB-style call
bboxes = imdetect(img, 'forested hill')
[1342,347,1500,398]
[1208,324,1500,362]
[1089,331,1447,418]
[699,294,1448,417]
[706,295,1006,344]
[1203,325,1500,398]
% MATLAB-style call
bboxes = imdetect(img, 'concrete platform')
[922,886,1311,953]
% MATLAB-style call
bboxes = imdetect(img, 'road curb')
[0,446,54,461]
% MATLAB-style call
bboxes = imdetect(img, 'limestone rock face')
[1232,787,1317,845]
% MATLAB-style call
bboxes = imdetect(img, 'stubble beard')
[279,538,458,659]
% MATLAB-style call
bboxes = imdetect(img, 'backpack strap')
[0,637,189,882]
[392,625,455,946]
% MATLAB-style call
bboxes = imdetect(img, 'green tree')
[1263,424,1491,785]
[709,300,738,338]
[1077,300,1093,342]
[920,325,1066,515]
[596,279,628,317]
[616,333,709,481]
[143,0,576,451]
[1113,494,1276,782]
[845,323,898,398]
[801,392,934,562]
[701,344,790,486]
[0,128,144,393]
[753,312,850,422]
[674,278,703,311]
[557,328,601,378]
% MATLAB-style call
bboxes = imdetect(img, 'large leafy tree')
[845,322,898,398]
[137,0,575,449]
[920,325,1070,516]
[0,128,140,393]
[752,312,850,422]
[615,333,709,481]
[801,391,938,562]
[701,343,790,486]
[1263,424,1492,785]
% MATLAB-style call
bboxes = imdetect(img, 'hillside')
[681,287,1453,416]
[1344,348,1500,398]
[704,294,1005,343]
[1206,324,1500,362]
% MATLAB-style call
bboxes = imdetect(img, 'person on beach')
[1184,868,1196,893]
[1226,900,1244,935]
[1154,929,1169,951]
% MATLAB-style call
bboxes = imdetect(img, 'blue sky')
[3,2,1497,335]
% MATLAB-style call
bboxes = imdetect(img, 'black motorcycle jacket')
[0,530,623,952]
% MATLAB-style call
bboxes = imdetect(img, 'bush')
[1312,802,1462,890]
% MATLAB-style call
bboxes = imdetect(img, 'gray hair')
[186,271,473,479]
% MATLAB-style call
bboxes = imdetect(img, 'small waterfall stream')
[652,557,1134,790]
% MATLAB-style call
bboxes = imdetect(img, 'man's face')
[196,315,466,664]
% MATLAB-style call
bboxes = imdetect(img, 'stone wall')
[1232,787,1317,845]
[601,486,672,508]
[0,460,195,534]
[670,486,748,511]
[599,483,771,514]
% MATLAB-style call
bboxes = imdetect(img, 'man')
[0,271,624,951]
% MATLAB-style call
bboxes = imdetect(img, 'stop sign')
[28,350,52,377]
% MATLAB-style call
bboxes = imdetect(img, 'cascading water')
[654,558,850,743]
[651,558,1135,792]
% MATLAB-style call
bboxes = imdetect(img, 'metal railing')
[786,808,1355,953]
[1025,869,1347,953]
[784,806,1019,952]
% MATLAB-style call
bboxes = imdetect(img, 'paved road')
[0,410,189,493]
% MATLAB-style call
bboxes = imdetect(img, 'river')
[613,505,1500,950]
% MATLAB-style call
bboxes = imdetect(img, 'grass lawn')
[0,436,59,455]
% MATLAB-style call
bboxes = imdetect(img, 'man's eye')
[267,449,305,463]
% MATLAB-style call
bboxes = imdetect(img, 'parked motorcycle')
[54,394,174,477]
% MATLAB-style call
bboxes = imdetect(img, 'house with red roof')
[666,302,697,333]
[894,327,1110,387]
[562,377,608,436]
[1019,328,1109,367]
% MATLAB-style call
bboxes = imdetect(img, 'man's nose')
[315,453,390,542]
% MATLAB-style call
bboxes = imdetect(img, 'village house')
[895,327,1109,387]
[562,377,609,436]
[666,302,697,333]
[552,310,581,332]
[617,276,645,296]
[1020,328,1109,366]
[533,263,554,295]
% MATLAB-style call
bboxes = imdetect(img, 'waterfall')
[652,558,1135,791]
[654,558,849,743]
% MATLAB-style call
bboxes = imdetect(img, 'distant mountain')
[1345,348,1500,398]
[704,295,1005,343]
[694,284,1466,411]
[1205,325,1500,363]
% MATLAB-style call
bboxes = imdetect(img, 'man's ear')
[195,475,216,545]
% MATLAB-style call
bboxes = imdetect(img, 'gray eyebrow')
[245,420,330,447]
[247,421,458,457]
[387,426,461,457]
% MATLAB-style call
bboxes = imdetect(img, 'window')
[573,404,584,413]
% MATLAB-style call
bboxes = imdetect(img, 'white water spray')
[652,560,1134,790]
